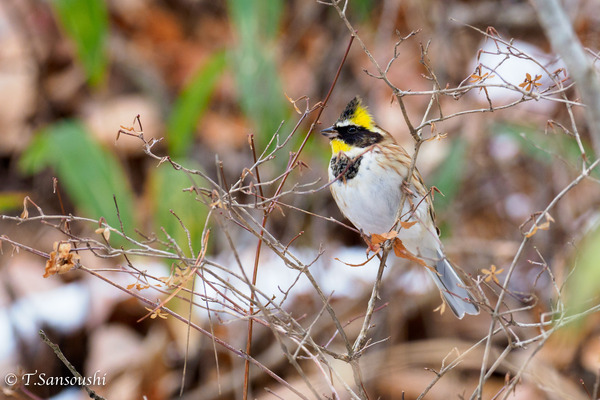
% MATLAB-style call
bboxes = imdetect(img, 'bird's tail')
[425,252,479,319]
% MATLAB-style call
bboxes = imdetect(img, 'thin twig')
[39,330,106,400]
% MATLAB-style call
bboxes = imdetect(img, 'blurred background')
[1,0,600,399]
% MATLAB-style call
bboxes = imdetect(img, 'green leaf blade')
[226,0,290,148]
[19,121,135,235]
[167,52,227,158]
[148,161,208,256]
[51,0,108,86]
[430,138,468,212]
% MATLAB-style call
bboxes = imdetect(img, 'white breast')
[328,149,439,258]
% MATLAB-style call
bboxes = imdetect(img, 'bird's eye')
[347,126,357,134]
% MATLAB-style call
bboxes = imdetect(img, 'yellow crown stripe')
[350,103,374,130]
[331,138,352,154]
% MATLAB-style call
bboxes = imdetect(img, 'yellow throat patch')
[330,138,352,154]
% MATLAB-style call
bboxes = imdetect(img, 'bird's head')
[321,96,385,154]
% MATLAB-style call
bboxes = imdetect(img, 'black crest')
[338,96,362,122]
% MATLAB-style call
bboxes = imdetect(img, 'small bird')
[321,96,479,318]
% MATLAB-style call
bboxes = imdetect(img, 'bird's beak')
[320,126,338,139]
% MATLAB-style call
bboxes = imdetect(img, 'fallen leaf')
[95,227,110,241]
[433,300,447,315]
[20,197,29,219]
[371,231,398,245]
[393,239,435,273]
[335,252,378,267]
[145,307,168,320]
[481,264,504,284]
[525,212,554,238]
[399,221,417,230]
[285,93,302,114]
[43,242,80,278]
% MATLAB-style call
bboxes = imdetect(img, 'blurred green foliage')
[565,226,600,317]
[163,50,228,251]
[227,0,291,148]
[350,0,376,21]
[495,123,598,178]
[167,52,227,158]
[148,161,208,257]
[0,193,25,213]
[429,137,468,213]
[51,0,108,86]
[19,121,135,235]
